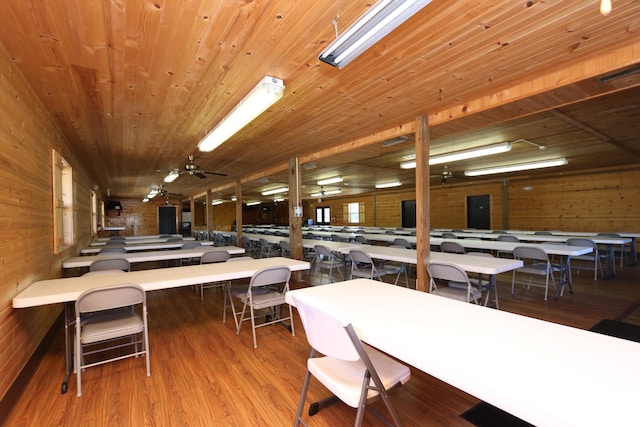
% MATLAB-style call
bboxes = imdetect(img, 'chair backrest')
[492,230,506,234]
[291,291,361,362]
[83,270,127,277]
[90,258,130,272]
[567,238,597,251]
[441,232,457,239]
[76,283,145,315]
[226,256,254,263]
[354,235,368,244]
[200,249,230,264]
[314,244,334,259]
[109,236,126,241]
[513,246,548,262]
[167,237,182,242]
[181,242,202,249]
[534,231,552,235]
[427,262,470,284]
[393,238,412,249]
[441,241,465,254]
[250,265,291,289]
[99,246,127,254]
[104,241,125,247]
[159,234,173,238]
[349,249,373,265]
[497,234,519,242]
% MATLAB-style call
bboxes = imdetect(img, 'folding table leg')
[62,302,74,394]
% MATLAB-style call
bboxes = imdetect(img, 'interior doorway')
[159,205,177,234]
[467,195,490,229]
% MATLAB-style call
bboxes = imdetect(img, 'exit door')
[467,195,490,229]
[159,206,177,234]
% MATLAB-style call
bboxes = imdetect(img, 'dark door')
[159,206,177,234]
[467,195,490,229]
[402,200,416,228]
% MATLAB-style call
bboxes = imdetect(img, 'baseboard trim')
[0,311,63,425]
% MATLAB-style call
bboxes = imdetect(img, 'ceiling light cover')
[429,142,512,166]
[375,181,402,189]
[164,170,179,183]
[400,160,416,169]
[464,158,568,177]
[246,201,261,206]
[317,176,343,185]
[310,189,342,197]
[211,200,224,205]
[198,76,285,152]
[319,0,433,69]
[261,186,289,196]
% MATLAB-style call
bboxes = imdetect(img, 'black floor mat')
[588,319,640,342]
[460,401,533,427]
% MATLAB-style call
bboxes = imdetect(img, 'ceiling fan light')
[198,76,285,152]
[317,176,343,185]
[464,158,568,176]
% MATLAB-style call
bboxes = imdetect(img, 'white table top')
[13,257,309,308]
[339,246,523,275]
[430,238,593,257]
[89,236,196,246]
[64,246,244,268]
[81,240,213,254]
[96,234,183,241]
[286,279,640,427]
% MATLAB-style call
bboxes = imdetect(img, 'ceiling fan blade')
[195,172,207,179]
[203,171,228,177]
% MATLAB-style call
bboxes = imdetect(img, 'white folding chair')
[199,249,231,299]
[75,283,150,397]
[428,262,482,304]
[237,265,295,348]
[511,246,561,301]
[314,244,344,283]
[292,291,411,427]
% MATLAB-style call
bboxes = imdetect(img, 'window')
[315,206,331,225]
[90,189,98,236]
[343,202,365,224]
[52,149,75,253]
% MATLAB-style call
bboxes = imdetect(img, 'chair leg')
[294,367,313,426]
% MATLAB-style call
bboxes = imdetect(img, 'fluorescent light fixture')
[310,189,342,197]
[319,0,433,69]
[164,170,179,183]
[142,198,149,203]
[246,201,261,206]
[231,196,237,201]
[430,142,512,165]
[375,181,402,189]
[273,197,285,202]
[317,176,343,185]
[211,199,224,206]
[464,158,568,177]
[261,186,288,196]
[400,160,416,169]
[198,76,285,152]
[399,142,512,169]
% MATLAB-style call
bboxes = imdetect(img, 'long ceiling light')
[261,186,288,196]
[399,142,512,169]
[464,158,568,177]
[310,189,342,197]
[317,176,343,185]
[319,0,433,69]
[375,181,402,189]
[198,76,285,152]
[164,170,179,183]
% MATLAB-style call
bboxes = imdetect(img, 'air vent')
[598,64,640,83]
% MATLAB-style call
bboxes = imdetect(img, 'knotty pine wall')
[104,198,182,237]
[0,45,95,404]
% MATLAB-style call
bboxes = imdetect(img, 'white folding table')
[286,279,640,427]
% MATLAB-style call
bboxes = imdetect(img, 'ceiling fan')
[161,155,228,180]
[432,165,466,185]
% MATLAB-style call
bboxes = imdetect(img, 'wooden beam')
[415,115,430,292]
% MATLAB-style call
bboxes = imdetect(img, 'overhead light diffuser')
[211,200,223,206]
[400,160,416,169]
[310,189,342,197]
[430,142,512,165]
[464,158,568,177]
[261,186,289,196]
[317,176,343,185]
[164,170,179,183]
[319,0,433,69]
[375,181,402,189]
[198,76,285,152]
[246,201,261,206]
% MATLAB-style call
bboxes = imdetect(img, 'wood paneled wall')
[0,44,95,403]
[104,198,178,237]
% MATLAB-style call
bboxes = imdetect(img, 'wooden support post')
[415,115,430,292]
[235,181,243,248]
[289,158,303,260]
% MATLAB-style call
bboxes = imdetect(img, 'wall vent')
[598,64,640,83]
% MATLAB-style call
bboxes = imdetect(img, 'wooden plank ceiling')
[0,0,639,203]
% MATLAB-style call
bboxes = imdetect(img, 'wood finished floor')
[5,257,640,426]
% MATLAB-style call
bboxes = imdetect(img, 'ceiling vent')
[598,64,640,83]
